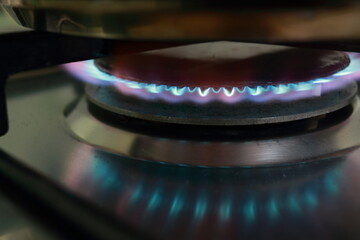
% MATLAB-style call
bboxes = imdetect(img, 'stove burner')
[64,42,360,125]
[62,42,360,166]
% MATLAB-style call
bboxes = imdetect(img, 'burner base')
[86,82,357,125]
[64,97,360,167]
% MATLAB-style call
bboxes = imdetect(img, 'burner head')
[107,41,350,90]
[64,42,360,125]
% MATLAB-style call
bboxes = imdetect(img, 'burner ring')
[86,82,357,125]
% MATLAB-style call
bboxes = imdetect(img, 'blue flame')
[267,195,280,220]
[63,53,360,103]
[192,191,208,223]
[243,196,257,223]
[169,190,185,220]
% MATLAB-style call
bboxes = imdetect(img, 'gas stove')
[1,2,360,240]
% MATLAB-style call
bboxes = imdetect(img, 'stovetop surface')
[1,67,360,239]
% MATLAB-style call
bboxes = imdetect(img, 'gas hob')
[2,5,360,239]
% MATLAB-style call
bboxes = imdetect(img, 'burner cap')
[103,41,350,90]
